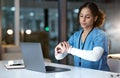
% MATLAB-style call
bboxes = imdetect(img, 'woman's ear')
[94,16,98,22]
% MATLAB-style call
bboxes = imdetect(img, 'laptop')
[20,42,70,73]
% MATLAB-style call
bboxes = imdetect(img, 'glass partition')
[20,0,60,61]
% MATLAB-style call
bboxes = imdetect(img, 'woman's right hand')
[55,41,70,55]
[55,43,63,56]
[55,41,71,60]
[55,42,68,60]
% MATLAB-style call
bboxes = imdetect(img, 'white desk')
[108,54,120,59]
[0,60,119,78]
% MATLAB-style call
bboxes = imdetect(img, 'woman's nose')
[82,17,86,22]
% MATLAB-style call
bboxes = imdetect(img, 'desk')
[0,60,119,78]
[108,54,120,59]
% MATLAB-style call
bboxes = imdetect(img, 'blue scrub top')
[68,27,110,71]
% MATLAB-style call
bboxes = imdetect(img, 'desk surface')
[0,60,119,78]
[108,54,120,59]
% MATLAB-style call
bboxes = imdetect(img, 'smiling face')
[79,7,95,29]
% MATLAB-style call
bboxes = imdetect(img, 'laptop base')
[45,66,70,73]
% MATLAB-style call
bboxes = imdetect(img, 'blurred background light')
[7,29,14,35]
[25,29,32,35]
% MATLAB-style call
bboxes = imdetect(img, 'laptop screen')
[20,42,46,72]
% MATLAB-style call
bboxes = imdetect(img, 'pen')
[9,63,23,66]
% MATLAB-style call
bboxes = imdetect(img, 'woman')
[55,2,110,71]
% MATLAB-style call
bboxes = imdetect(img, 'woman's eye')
[86,16,90,18]
[80,15,83,17]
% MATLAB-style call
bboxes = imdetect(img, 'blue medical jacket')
[68,27,110,71]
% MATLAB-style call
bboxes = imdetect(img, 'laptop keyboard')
[45,66,70,72]
[45,66,56,71]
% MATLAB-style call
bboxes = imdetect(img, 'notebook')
[20,42,70,73]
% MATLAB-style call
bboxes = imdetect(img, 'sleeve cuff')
[68,46,72,53]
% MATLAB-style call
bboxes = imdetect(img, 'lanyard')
[78,28,94,49]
